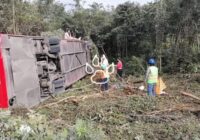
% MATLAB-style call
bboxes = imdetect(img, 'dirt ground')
[9,74,200,139]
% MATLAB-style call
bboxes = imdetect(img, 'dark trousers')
[117,69,123,77]
[101,78,108,91]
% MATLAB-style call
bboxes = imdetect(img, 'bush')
[67,119,107,140]
[0,112,68,139]
[124,56,146,76]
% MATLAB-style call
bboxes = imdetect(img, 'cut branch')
[181,91,200,101]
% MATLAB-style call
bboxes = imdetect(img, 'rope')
[114,70,127,84]
[66,68,115,93]
[100,46,107,57]
[63,70,137,94]
[65,74,124,93]
[65,83,93,93]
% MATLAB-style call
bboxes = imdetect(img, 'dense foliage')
[0,0,199,73]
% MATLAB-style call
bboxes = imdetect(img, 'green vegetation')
[1,75,200,139]
[0,111,106,140]
[0,0,200,139]
[1,0,199,73]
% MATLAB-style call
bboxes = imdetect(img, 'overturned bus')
[0,34,91,108]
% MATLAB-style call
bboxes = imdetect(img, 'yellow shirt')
[145,66,158,84]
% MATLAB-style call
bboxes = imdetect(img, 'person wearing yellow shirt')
[144,58,158,96]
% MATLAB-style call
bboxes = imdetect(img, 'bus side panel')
[0,34,8,108]
[8,36,41,107]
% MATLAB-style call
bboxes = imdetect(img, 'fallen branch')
[181,91,200,101]
[132,80,144,84]
[39,96,76,108]
[146,107,200,115]
[146,108,177,115]
[39,93,124,109]
[146,104,193,115]
[126,114,182,123]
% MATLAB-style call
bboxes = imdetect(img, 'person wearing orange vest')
[145,58,158,96]
[117,58,123,78]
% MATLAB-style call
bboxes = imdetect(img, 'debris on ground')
[1,75,200,139]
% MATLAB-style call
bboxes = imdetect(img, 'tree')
[36,0,67,31]
[0,1,14,33]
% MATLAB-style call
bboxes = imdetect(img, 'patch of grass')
[3,74,200,140]
[71,119,107,140]
[129,96,157,113]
